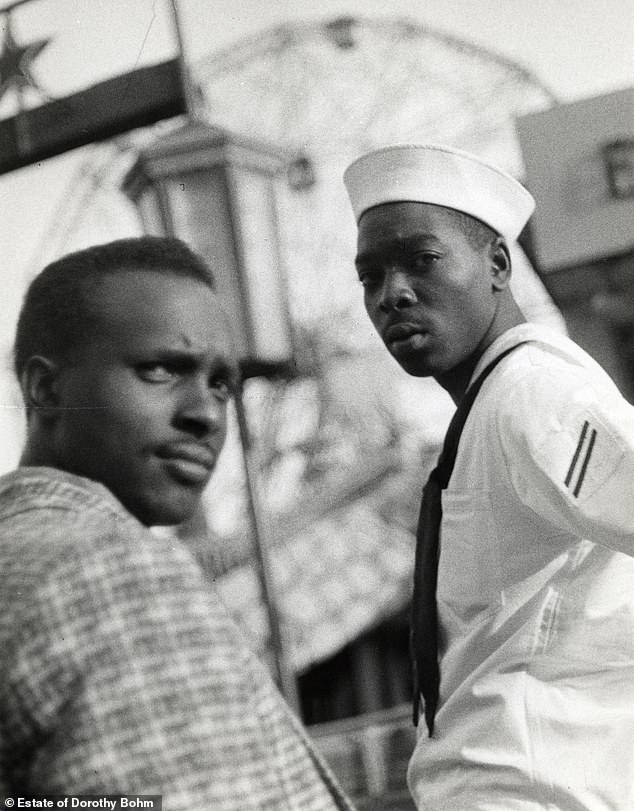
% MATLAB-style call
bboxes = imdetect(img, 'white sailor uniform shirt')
[407,322,634,811]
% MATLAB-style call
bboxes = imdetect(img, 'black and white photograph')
[0,1,633,808]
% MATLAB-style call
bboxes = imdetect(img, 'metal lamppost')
[120,4,301,712]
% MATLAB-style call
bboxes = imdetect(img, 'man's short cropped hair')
[13,236,215,380]
[447,208,499,251]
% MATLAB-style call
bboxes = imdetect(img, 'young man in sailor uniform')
[343,144,634,810]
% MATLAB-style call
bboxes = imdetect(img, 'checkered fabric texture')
[0,467,353,810]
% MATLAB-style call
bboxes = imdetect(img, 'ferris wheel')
[194,15,557,324]
[34,14,557,319]
[196,15,555,164]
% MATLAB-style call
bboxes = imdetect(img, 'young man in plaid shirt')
[0,237,352,810]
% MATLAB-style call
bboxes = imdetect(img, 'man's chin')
[390,350,436,378]
[124,489,203,528]
[387,340,438,378]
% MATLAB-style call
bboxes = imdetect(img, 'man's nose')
[175,381,225,438]
[379,271,416,313]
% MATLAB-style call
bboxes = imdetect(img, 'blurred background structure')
[1,2,633,807]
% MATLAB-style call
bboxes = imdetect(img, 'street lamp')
[122,123,295,378]
[121,122,301,713]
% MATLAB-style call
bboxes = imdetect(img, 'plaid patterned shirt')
[0,467,353,810]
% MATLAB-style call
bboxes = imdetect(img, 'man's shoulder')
[0,466,134,543]
[486,324,622,404]
[467,325,633,453]
[0,466,126,514]
[487,328,634,462]
[0,468,208,627]
[0,466,193,576]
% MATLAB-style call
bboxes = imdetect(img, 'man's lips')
[156,444,217,485]
[384,322,428,349]
[382,322,431,357]
[384,322,421,342]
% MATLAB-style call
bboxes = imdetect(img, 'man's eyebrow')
[139,348,238,376]
[212,358,240,384]
[355,234,441,267]
[142,347,203,363]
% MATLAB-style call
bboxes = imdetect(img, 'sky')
[0,0,633,471]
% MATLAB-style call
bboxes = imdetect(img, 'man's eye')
[358,272,380,289]
[210,374,233,399]
[411,252,439,270]
[138,364,175,383]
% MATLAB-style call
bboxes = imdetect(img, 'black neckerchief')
[411,341,530,736]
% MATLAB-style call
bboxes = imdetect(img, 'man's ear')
[489,237,512,291]
[20,356,61,414]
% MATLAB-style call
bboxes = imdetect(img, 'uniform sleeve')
[496,367,634,557]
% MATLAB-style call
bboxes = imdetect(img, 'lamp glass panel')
[136,186,167,236]
[163,169,249,359]
[231,168,293,364]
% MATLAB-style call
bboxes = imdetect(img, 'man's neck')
[436,351,483,405]
[20,432,59,469]
[437,300,526,405]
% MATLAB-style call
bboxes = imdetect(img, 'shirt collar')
[469,322,549,387]
[0,466,133,523]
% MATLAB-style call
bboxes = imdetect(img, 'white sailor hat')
[343,143,535,242]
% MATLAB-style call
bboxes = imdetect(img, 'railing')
[311,703,417,810]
